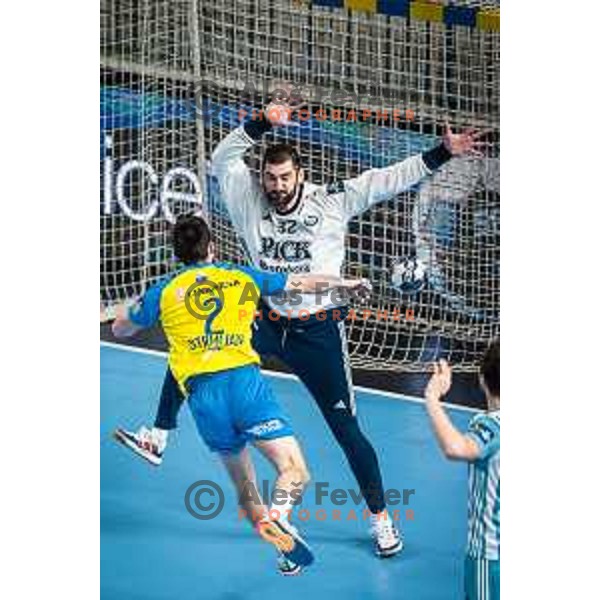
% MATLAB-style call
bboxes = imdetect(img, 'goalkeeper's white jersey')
[211,125,435,318]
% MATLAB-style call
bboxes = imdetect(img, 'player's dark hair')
[262,144,301,171]
[480,340,500,397]
[172,214,211,264]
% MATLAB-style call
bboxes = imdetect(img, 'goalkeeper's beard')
[265,183,300,212]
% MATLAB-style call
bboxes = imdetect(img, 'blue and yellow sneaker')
[276,552,302,576]
[256,517,314,568]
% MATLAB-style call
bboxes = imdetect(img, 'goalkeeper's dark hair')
[172,214,212,264]
[480,339,500,397]
[262,144,301,171]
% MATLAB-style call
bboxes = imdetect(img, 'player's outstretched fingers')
[468,149,485,158]
[471,128,494,140]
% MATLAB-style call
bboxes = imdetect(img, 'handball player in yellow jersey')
[112,214,371,575]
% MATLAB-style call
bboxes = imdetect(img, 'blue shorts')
[186,364,294,454]
[465,556,500,600]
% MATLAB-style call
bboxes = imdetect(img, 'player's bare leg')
[253,436,313,574]
[220,440,311,574]
[254,436,310,508]
[221,447,268,525]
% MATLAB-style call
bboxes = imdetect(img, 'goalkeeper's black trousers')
[154,305,387,514]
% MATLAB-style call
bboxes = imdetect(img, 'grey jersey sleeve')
[210,126,260,230]
[335,144,452,218]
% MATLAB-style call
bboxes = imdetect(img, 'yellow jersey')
[128,261,287,392]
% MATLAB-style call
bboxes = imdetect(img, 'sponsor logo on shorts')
[246,419,284,437]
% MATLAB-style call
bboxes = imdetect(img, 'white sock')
[269,495,295,523]
[151,427,169,451]
[370,509,390,524]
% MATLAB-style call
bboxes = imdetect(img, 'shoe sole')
[257,520,296,553]
[375,539,404,558]
[256,519,314,567]
[279,564,302,576]
[113,428,162,466]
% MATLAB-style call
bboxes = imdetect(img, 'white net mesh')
[100,0,499,371]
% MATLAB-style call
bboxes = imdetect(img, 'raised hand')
[425,359,453,400]
[442,123,487,157]
[264,82,307,127]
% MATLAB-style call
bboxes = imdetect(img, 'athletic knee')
[298,463,311,486]
[293,463,311,486]
[280,458,310,486]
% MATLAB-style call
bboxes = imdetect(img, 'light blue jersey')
[465,410,500,560]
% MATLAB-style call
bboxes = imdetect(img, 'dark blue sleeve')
[422,143,452,171]
[128,282,163,328]
[243,119,273,141]
[236,265,288,296]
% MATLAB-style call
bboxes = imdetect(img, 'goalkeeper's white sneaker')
[113,426,165,466]
[370,512,403,558]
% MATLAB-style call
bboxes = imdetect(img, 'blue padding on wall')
[312,0,345,8]
[378,0,410,17]
[444,5,477,28]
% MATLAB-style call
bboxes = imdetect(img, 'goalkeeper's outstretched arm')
[338,124,486,218]
[246,93,486,219]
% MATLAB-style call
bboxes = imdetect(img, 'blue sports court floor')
[101,342,473,600]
